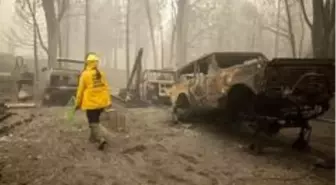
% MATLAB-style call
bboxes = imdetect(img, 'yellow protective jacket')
[75,59,111,110]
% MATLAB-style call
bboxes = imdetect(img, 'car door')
[191,62,209,106]
[205,57,220,108]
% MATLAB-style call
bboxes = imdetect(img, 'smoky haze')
[0,0,334,89]
[0,1,334,185]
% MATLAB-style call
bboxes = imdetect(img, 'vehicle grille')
[160,84,172,89]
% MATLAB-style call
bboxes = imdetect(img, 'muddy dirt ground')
[0,107,334,185]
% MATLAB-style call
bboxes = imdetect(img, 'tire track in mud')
[59,107,332,185]
[121,108,232,184]
[119,137,221,185]
[121,108,333,185]
[97,107,333,185]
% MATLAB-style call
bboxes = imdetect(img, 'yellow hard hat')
[86,53,99,62]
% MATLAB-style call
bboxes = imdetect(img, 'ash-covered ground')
[0,107,334,185]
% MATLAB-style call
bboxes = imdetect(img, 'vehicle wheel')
[41,97,48,105]
[172,106,192,124]
[42,96,52,107]
[292,137,311,152]
[248,143,263,155]
[42,101,50,107]
[225,84,256,122]
[172,94,191,124]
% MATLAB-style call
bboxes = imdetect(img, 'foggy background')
[0,0,334,89]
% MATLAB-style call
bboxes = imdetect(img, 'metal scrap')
[5,103,36,109]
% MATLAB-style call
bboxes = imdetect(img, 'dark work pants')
[86,108,103,124]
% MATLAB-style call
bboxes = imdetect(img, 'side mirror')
[41,67,47,72]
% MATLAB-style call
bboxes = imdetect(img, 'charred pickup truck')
[41,58,83,106]
[139,69,175,105]
[12,56,34,101]
[170,52,334,152]
[118,69,175,106]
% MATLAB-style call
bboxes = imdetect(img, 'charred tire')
[225,84,256,122]
[172,94,192,124]
[42,98,51,107]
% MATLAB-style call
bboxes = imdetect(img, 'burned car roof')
[177,52,267,74]
[57,58,85,64]
[49,68,81,75]
[45,58,84,75]
[144,69,175,73]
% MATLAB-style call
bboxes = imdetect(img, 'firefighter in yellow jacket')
[75,53,111,148]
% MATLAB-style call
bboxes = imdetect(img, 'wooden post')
[126,48,143,92]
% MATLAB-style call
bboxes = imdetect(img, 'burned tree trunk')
[175,0,189,68]
[125,0,130,79]
[168,0,177,68]
[284,0,296,58]
[158,10,165,68]
[299,0,335,58]
[42,0,58,68]
[144,0,159,69]
[274,0,281,57]
[84,0,90,55]
[311,0,326,58]
[298,14,305,57]
[113,26,119,69]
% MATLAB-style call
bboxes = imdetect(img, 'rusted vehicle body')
[170,52,334,152]
[0,72,17,101]
[11,56,34,101]
[170,52,268,116]
[139,69,175,105]
[41,59,83,106]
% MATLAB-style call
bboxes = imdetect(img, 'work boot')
[89,124,97,143]
[89,124,107,150]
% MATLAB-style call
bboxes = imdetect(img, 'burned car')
[170,52,269,118]
[41,59,83,106]
[118,69,175,106]
[170,52,334,152]
[140,69,175,105]
[12,56,34,101]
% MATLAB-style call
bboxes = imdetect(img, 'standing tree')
[157,0,166,68]
[125,0,130,79]
[168,0,177,67]
[144,0,159,69]
[260,0,306,57]
[84,0,90,55]
[41,0,57,67]
[6,0,48,56]
[299,0,335,57]
[175,0,189,68]
[41,0,68,67]
[284,0,297,57]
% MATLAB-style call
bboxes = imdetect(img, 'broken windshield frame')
[143,71,175,82]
